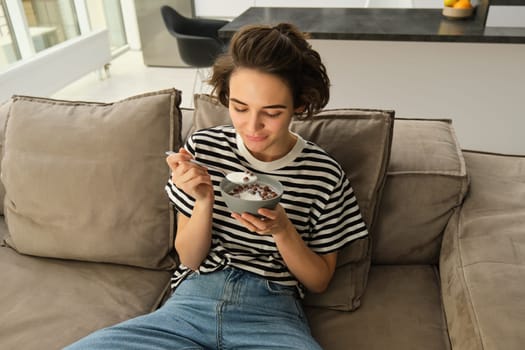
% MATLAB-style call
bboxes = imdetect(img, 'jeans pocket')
[294,299,309,324]
[173,270,200,297]
[263,281,308,324]
[184,270,200,281]
[265,280,297,297]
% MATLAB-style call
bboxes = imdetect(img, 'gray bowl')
[220,173,283,215]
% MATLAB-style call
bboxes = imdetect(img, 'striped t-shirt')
[165,125,368,297]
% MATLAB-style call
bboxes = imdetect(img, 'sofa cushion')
[1,89,181,269]
[0,99,11,214]
[0,232,171,350]
[191,94,394,311]
[180,107,196,142]
[192,93,230,134]
[440,151,525,350]
[372,119,469,264]
[0,214,9,244]
[305,265,450,350]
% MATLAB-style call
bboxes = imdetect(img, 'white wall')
[486,6,525,27]
[193,0,444,18]
[194,0,254,18]
[311,39,525,154]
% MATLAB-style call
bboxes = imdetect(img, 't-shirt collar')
[236,131,305,172]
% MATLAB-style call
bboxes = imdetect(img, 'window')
[0,0,20,70]
[86,0,127,53]
[1,0,128,73]
[21,0,80,52]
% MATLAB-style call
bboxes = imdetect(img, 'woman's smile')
[245,134,267,142]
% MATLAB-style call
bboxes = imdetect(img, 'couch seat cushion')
[1,90,182,269]
[305,265,450,350]
[440,151,525,350]
[0,226,172,349]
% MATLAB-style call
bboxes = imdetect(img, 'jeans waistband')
[174,267,298,304]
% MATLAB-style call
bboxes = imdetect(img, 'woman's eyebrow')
[230,98,247,106]
[262,104,287,109]
[230,98,286,109]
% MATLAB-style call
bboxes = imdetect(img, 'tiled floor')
[53,50,212,108]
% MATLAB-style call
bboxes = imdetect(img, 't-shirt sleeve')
[308,175,368,254]
[164,137,196,218]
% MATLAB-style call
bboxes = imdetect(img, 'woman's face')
[228,68,302,162]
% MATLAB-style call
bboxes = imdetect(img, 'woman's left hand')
[231,204,292,236]
[233,204,337,294]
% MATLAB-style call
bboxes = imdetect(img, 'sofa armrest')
[440,151,525,350]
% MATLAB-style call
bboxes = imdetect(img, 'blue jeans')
[64,267,322,350]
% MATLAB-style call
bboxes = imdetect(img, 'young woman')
[66,23,368,350]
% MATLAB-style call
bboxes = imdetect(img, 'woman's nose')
[246,113,263,132]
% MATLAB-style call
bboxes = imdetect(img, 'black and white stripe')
[165,125,368,297]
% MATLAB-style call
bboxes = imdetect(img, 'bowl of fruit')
[443,0,475,19]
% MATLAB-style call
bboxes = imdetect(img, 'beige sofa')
[0,89,523,350]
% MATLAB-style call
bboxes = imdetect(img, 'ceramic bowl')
[220,173,283,216]
[442,6,474,19]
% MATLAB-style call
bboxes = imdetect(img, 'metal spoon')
[165,151,257,184]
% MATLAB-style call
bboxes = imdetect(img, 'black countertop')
[218,6,525,44]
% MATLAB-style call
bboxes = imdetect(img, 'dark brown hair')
[209,23,330,118]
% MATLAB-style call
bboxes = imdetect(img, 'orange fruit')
[453,0,472,8]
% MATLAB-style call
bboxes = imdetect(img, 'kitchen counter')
[218,5,525,44]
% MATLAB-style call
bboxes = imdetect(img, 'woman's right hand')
[166,148,214,202]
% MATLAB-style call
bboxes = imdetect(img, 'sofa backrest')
[372,118,469,265]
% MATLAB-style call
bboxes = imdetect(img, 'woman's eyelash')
[233,108,282,117]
